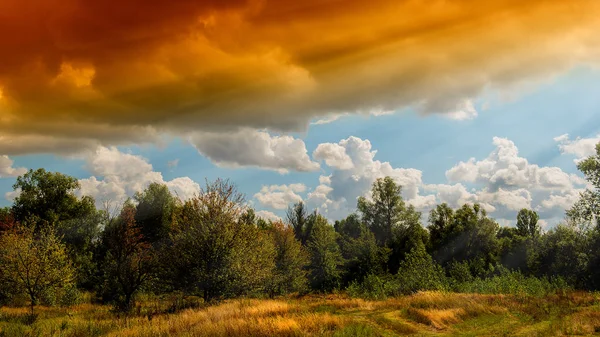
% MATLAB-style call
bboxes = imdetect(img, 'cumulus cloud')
[1,1,599,153]
[423,183,479,209]
[555,133,600,162]
[256,210,282,222]
[268,135,588,226]
[0,155,27,178]
[313,143,354,170]
[306,136,428,218]
[439,99,479,121]
[441,137,586,222]
[4,189,21,202]
[77,147,200,205]
[253,184,306,210]
[189,129,319,174]
[446,137,580,192]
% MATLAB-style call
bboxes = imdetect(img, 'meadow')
[2,291,600,337]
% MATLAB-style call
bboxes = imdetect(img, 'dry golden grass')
[2,291,600,336]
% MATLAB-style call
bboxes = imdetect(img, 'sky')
[1,0,600,227]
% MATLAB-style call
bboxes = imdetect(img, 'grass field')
[2,292,600,336]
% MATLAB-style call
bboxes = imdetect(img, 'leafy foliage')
[266,221,309,296]
[161,179,275,302]
[11,169,93,230]
[99,203,153,312]
[134,183,177,244]
[0,226,75,314]
[308,215,344,292]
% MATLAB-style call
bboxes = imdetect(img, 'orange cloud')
[0,0,599,154]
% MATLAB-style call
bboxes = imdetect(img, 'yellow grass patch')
[1,291,598,336]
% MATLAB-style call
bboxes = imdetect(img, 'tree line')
[1,144,600,313]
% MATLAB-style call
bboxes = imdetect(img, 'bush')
[390,246,448,296]
[347,274,388,300]
[60,286,83,306]
[453,269,571,296]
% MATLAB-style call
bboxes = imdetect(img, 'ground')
[2,292,600,336]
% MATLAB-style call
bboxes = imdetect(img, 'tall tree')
[266,221,309,296]
[100,203,153,312]
[337,220,390,285]
[566,142,600,288]
[358,177,405,245]
[568,143,600,230]
[12,169,92,229]
[308,215,344,292]
[163,179,275,302]
[516,208,541,238]
[134,183,177,244]
[428,203,455,252]
[428,203,499,276]
[389,205,429,273]
[286,202,314,245]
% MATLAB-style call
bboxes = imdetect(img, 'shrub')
[347,274,388,300]
[391,246,448,296]
[453,270,571,296]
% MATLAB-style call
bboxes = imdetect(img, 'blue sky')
[2,66,599,228]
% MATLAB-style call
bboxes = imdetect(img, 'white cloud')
[446,137,577,192]
[423,183,478,209]
[256,210,282,222]
[313,143,354,170]
[166,177,200,200]
[442,137,584,222]
[319,175,332,185]
[478,188,532,211]
[248,135,585,227]
[537,190,583,218]
[0,155,27,178]
[77,146,200,206]
[253,184,306,210]
[189,128,320,174]
[4,189,21,202]
[311,114,348,125]
[308,136,427,218]
[442,99,479,121]
[555,133,600,162]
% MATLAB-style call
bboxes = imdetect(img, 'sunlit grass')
[2,291,600,336]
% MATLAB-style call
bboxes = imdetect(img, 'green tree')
[286,202,315,245]
[388,205,429,273]
[428,203,455,252]
[59,205,105,290]
[516,209,540,238]
[0,226,75,314]
[266,221,309,296]
[565,142,600,289]
[531,224,590,287]
[567,143,600,230]
[11,169,93,230]
[334,213,363,239]
[163,179,275,302]
[338,222,390,285]
[393,245,447,295]
[358,177,405,245]
[134,183,177,244]
[428,204,499,276]
[100,203,154,312]
[308,215,344,292]
[497,226,529,272]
